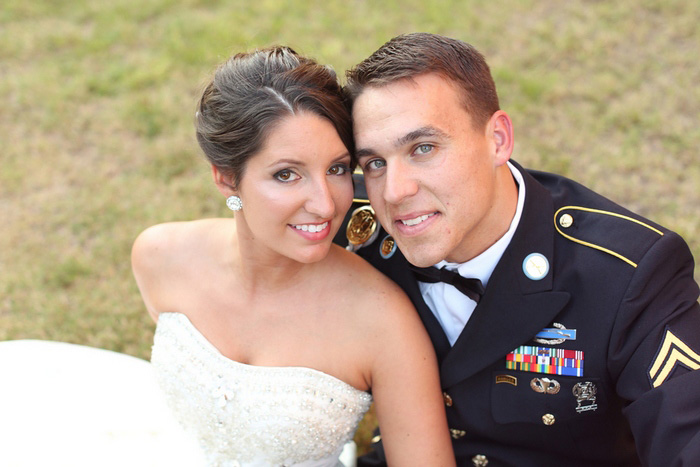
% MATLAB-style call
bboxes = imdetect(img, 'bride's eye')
[274,169,300,182]
[327,164,350,176]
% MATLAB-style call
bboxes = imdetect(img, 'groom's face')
[352,73,502,267]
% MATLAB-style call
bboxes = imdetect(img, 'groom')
[342,33,700,466]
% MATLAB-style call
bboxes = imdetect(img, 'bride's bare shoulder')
[327,247,427,355]
[328,246,410,307]
[134,219,230,254]
[132,219,232,276]
[131,219,233,319]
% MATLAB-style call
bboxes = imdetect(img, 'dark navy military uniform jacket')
[340,161,700,466]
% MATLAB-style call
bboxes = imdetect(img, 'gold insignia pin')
[379,235,397,259]
[346,206,378,250]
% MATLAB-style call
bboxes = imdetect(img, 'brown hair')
[345,33,500,128]
[196,46,354,188]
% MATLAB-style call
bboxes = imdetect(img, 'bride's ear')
[212,165,237,197]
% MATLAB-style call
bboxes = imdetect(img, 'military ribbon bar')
[506,345,584,376]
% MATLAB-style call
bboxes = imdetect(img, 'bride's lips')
[289,221,331,240]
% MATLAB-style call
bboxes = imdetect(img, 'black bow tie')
[410,265,485,303]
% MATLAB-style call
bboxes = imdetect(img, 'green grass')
[1,0,699,454]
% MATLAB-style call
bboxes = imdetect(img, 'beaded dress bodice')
[151,312,372,467]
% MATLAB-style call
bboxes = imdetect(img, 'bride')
[132,46,455,466]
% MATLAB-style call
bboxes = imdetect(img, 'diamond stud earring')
[226,195,243,211]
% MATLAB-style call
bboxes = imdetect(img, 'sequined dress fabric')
[151,313,373,467]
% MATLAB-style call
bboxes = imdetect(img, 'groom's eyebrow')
[355,147,377,160]
[397,126,447,146]
[356,125,448,160]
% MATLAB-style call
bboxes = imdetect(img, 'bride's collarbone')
[195,314,369,389]
[197,297,364,360]
[224,281,350,313]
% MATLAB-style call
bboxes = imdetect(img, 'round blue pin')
[522,253,549,280]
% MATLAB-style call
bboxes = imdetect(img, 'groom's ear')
[211,165,237,197]
[488,110,514,166]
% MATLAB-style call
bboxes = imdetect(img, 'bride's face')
[235,112,353,264]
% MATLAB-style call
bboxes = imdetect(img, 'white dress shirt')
[419,162,526,345]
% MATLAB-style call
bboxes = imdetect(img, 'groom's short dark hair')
[345,32,500,129]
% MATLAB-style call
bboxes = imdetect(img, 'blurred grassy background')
[1,0,699,453]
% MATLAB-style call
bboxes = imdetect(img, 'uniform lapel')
[441,163,571,388]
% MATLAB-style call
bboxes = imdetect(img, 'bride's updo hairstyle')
[195,46,354,189]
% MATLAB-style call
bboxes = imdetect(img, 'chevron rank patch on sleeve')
[648,327,700,388]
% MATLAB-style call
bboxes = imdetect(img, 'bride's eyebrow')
[267,158,305,168]
[331,152,352,162]
[267,151,351,168]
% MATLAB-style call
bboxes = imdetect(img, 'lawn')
[1,0,699,454]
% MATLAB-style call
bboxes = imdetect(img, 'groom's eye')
[364,159,386,172]
[413,144,434,156]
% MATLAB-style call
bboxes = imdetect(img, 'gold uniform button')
[542,413,556,425]
[371,434,381,443]
[471,454,488,466]
[559,213,574,228]
[443,392,453,407]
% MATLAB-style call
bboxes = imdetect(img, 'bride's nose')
[304,178,335,218]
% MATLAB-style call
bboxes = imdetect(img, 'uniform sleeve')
[608,230,700,466]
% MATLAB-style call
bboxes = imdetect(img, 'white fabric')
[151,312,372,467]
[0,339,206,467]
[419,161,526,345]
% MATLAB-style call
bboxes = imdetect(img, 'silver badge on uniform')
[534,322,577,345]
[573,381,598,413]
[530,377,560,394]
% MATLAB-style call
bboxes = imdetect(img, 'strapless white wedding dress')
[151,313,372,467]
